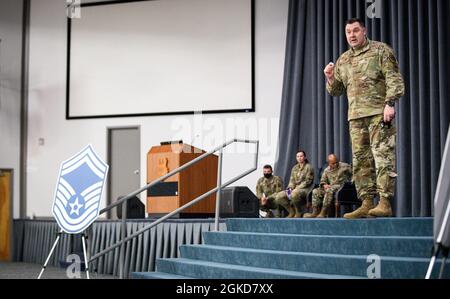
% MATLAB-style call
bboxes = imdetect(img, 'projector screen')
[67,0,254,119]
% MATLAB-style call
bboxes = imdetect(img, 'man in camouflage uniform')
[274,151,314,218]
[256,165,283,218]
[324,18,405,218]
[304,154,352,218]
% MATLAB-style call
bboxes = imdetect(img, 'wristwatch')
[386,100,395,107]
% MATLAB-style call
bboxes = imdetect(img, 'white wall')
[0,0,23,218]
[26,0,288,217]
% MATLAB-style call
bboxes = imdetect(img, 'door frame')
[0,168,13,261]
[106,126,141,219]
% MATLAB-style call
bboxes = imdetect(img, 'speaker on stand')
[116,196,145,219]
[219,186,259,218]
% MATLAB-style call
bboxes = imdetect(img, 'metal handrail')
[88,138,259,278]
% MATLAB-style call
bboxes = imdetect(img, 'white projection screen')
[67,0,254,119]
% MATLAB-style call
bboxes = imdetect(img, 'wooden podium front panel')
[179,153,218,214]
[146,144,218,215]
[147,147,180,213]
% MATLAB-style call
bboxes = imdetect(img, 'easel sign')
[38,144,109,279]
[426,125,450,279]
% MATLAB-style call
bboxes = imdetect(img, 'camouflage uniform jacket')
[256,175,283,199]
[326,38,405,120]
[320,162,352,188]
[287,163,314,190]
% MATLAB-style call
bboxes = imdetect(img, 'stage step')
[179,244,449,279]
[203,231,433,258]
[154,258,364,279]
[132,217,444,279]
[226,218,433,236]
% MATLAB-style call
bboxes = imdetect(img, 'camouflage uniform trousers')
[261,195,278,210]
[311,185,341,208]
[350,114,397,201]
[260,194,279,209]
[274,187,309,212]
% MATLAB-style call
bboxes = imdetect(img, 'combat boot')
[286,205,296,218]
[294,211,303,218]
[368,198,392,217]
[343,198,375,219]
[303,206,320,218]
[293,202,303,218]
[316,206,329,218]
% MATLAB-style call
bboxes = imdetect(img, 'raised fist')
[324,62,335,81]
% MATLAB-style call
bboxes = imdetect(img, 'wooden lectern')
[146,143,218,217]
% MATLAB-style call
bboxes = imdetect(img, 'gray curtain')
[275,0,450,217]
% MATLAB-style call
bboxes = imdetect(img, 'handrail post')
[119,200,127,279]
[214,148,223,231]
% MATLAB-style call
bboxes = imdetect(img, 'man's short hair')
[328,154,339,163]
[263,164,273,171]
[328,153,339,160]
[346,17,365,28]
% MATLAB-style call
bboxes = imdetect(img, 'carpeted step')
[203,231,433,258]
[226,218,433,236]
[131,271,192,279]
[179,244,450,279]
[155,258,364,279]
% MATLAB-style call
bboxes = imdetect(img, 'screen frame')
[65,0,255,120]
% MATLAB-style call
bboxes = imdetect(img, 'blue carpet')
[226,218,433,236]
[203,232,433,257]
[132,217,448,279]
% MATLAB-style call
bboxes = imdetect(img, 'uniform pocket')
[361,54,381,80]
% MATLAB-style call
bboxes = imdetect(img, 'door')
[107,127,141,219]
[0,169,12,261]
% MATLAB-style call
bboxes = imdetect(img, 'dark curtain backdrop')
[274,0,450,217]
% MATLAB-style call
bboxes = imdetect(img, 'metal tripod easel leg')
[426,244,441,279]
[438,247,449,279]
[37,230,91,279]
[81,233,90,279]
[38,230,63,279]
[426,243,449,279]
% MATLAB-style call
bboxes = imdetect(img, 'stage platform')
[9,217,450,279]
[133,217,450,279]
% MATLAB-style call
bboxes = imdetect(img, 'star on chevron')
[69,197,84,216]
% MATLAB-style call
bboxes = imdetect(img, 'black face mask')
[264,173,273,179]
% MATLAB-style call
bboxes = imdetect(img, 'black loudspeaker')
[116,196,145,219]
[219,186,259,218]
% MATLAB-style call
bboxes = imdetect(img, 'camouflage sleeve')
[299,165,314,189]
[319,169,329,187]
[287,167,296,189]
[326,58,346,97]
[274,177,283,193]
[381,46,405,102]
[335,164,352,186]
[256,179,263,199]
[344,165,353,182]
[329,184,342,193]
